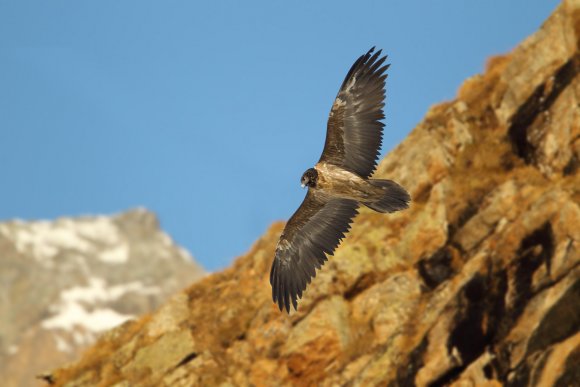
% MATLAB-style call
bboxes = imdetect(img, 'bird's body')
[314,162,375,202]
[270,47,410,313]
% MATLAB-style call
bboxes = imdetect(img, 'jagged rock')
[282,296,351,380]
[45,1,579,386]
[0,209,204,387]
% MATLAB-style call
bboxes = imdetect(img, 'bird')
[270,47,411,313]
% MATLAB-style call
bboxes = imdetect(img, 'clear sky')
[0,1,559,271]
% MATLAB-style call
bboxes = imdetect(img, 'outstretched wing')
[270,190,358,313]
[320,47,389,178]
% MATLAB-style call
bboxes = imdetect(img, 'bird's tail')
[363,179,410,213]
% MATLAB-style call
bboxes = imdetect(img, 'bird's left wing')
[320,47,389,178]
[270,190,358,313]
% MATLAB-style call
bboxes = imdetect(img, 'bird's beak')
[301,183,306,188]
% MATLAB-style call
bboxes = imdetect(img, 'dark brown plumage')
[270,47,410,313]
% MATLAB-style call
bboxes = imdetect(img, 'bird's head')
[301,168,318,188]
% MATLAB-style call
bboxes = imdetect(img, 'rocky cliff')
[0,209,205,387]
[45,1,579,386]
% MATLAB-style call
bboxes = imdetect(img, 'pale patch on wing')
[276,238,291,251]
[333,97,347,109]
[344,75,357,92]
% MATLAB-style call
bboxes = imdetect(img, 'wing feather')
[270,191,358,312]
[320,47,389,178]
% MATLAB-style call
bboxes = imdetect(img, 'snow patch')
[0,216,125,265]
[99,244,129,264]
[160,232,173,247]
[42,300,131,332]
[74,217,121,244]
[72,330,95,347]
[41,278,160,333]
[43,304,132,332]
[54,334,72,353]
[4,220,92,260]
[177,246,194,263]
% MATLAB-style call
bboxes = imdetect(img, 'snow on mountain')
[41,277,160,333]
[0,209,205,387]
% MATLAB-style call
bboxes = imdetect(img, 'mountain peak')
[0,209,204,387]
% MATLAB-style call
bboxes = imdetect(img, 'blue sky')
[0,1,559,271]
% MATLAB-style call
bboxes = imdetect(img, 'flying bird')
[270,47,411,313]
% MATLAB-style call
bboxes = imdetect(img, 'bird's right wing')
[270,190,358,313]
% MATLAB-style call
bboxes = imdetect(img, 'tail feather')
[364,179,410,213]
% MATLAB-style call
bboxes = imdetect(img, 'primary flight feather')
[270,47,410,313]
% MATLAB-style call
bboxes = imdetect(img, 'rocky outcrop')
[0,209,204,387]
[46,1,579,386]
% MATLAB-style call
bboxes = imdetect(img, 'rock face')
[47,2,579,386]
[0,209,205,387]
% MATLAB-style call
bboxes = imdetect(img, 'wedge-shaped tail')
[364,179,410,213]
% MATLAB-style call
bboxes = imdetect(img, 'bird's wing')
[320,47,389,178]
[270,190,358,312]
